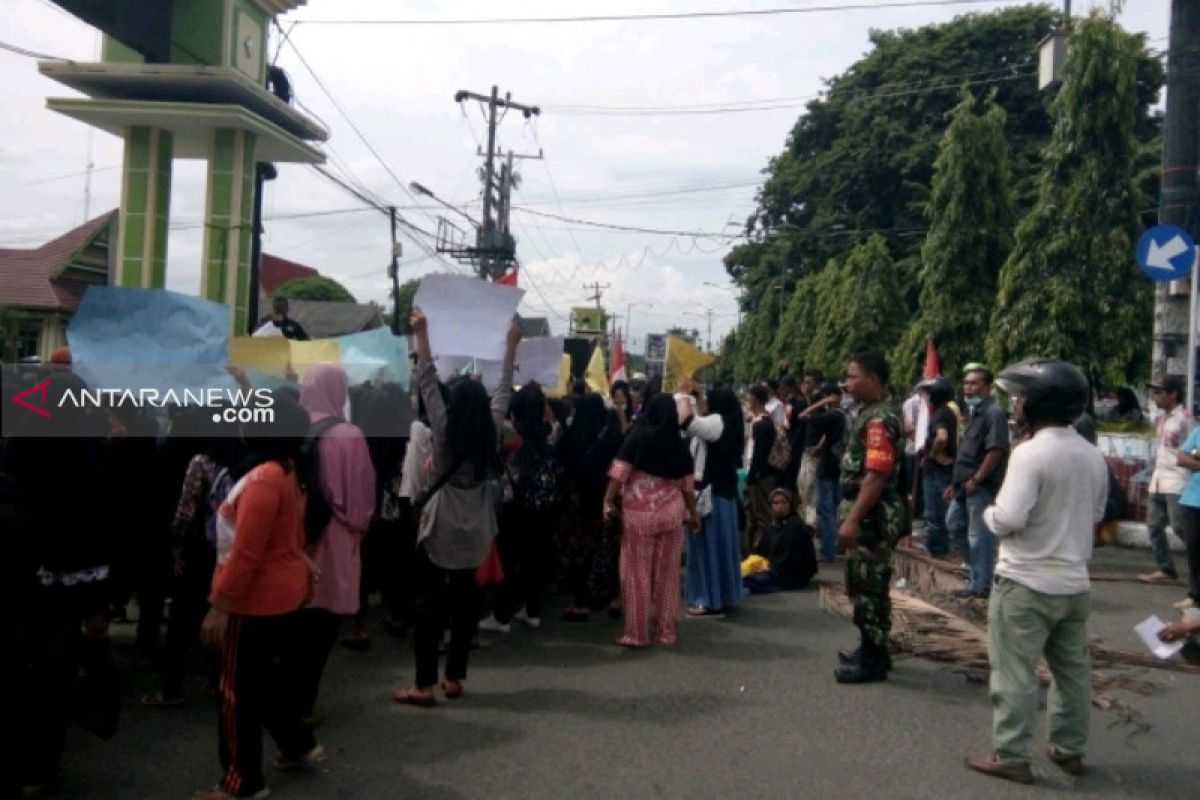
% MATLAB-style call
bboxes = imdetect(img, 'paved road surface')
[63,547,1198,799]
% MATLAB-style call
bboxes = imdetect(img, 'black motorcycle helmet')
[917,376,954,407]
[995,358,1090,426]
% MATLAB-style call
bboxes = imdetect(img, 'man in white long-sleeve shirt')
[964,359,1107,786]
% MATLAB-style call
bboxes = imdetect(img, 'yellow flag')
[545,353,573,399]
[585,343,608,394]
[663,335,714,390]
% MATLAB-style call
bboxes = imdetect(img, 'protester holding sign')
[394,307,520,706]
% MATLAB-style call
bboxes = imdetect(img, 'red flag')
[609,330,627,384]
[923,336,941,379]
[496,268,518,287]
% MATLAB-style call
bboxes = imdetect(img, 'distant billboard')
[572,306,606,336]
[645,333,666,362]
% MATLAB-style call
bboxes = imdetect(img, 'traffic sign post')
[1136,224,1197,282]
[1137,224,1200,413]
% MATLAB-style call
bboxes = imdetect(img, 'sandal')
[615,636,648,648]
[141,690,185,708]
[440,679,464,699]
[393,686,436,707]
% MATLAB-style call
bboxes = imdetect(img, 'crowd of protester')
[5,313,1198,798]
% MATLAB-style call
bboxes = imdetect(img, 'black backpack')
[302,416,342,543]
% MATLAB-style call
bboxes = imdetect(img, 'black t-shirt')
[951,397,1009,490]
[803,408,845,480]
[923,406,958,474]
[260,315,310,341]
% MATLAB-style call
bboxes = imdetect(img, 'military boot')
[837,633,892,670]
[834,641,889,684]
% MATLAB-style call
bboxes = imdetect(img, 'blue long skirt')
[684,494,742,612]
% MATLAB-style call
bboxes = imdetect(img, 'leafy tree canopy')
[273,275,357,304]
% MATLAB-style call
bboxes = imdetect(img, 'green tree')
[894,88,1014,385]
[986,12,1154,386]
[273,275,357,304]
[389,278,420,333]
[807,235,905,375]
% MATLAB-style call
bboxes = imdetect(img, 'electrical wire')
[512,206,744,239]
[0,38,68,60]
[548,68,1035,116]
[293,1,1025,27]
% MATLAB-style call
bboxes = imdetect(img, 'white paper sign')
[252,320,283,337]
[413,274,524,362]
[1134,615,1185,660]
[471,337,564,392]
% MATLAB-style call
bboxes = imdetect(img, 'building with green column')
[38,0,327,334]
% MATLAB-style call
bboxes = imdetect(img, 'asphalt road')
[63,546,1199,800]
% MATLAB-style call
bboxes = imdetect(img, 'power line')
[293,1,1024,27]
[0,38,68,60]
[548,68,1036,116]
[545,63,1028,112]
[277,29,463,273]
[512,206,743,239]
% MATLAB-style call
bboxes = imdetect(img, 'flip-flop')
[393,686,436,707]
[440,679,464,699]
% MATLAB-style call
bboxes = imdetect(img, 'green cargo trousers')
[988,575,1091,765]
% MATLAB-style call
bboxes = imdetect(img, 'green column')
[115,126,173,288]
[200,128,257,334]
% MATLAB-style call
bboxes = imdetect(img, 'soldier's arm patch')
[864,418,895,474]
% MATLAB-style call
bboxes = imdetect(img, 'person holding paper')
[394,307,519,706]
[963,359,1107,786]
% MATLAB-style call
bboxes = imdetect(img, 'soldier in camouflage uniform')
[834,352,908,684]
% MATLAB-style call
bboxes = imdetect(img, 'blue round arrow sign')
[1136,224,1196,282]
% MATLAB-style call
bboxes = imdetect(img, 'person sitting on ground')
[742,488,817,594]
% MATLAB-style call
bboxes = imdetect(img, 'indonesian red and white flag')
[496,268,518,287]
[609,330,627,384]
[923,336,941,379]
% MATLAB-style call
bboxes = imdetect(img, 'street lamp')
[702,281,743,325]
[409,181,479,227]
[626,300,654,344]
[683,307,717,351]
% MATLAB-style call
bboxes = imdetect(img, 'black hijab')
[615,393,692,480]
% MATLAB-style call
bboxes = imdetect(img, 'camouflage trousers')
[845,544,893,648]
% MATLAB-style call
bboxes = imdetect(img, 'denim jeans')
[816,478,839,559]
[946,486,996,595]
[1147,493,1183,577]
[921,468,951,557]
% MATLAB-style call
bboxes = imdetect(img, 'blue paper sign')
[1136,224,1197,282]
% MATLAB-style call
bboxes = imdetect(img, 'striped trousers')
[619,523,684,646]
[216,611,315,797]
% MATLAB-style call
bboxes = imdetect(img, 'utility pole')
[1151,0,1200,411]
[583,281,610,308]
[388,206,401,335]
[454,86,540,280]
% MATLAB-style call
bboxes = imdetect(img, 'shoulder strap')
[412,455,467,510]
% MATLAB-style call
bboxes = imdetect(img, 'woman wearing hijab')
[296,363,376,722]
[682,384,745,617]
[394,308,519,706]
[558,392,625,621]
[603,393,699,647]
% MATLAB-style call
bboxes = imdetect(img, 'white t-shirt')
[1149,405,1192,495]
[983,426,1108,595]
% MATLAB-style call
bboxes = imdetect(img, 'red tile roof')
[0,211,116,311]
[260,252,319,295]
